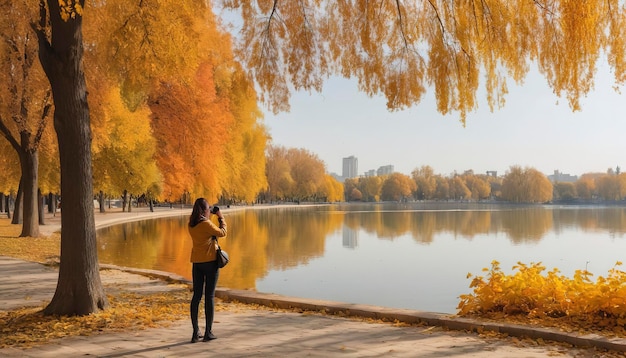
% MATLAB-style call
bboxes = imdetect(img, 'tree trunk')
[18,147,40,237]
[53,194,58,216]
[12,181,23,225]
[99,190,105,213]
[47,192,53,213]
[37,0,108,316]
[38,189,45,226]
[122,189,128,212]
[5,194,10,219]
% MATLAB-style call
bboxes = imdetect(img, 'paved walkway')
[1,207,625,357]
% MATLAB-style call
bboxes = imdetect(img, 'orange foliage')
[459,261,626,334]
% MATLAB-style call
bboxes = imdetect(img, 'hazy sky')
[264,63,625,178]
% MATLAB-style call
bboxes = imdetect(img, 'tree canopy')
[226,0,626,123]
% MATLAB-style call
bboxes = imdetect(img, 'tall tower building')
[342,156,358,179]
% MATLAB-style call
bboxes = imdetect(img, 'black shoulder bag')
[214,237,229,268]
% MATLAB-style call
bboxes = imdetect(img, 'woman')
[188,198,227,343]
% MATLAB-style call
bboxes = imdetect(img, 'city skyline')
[265,63,626,179]
[334,153,578,181]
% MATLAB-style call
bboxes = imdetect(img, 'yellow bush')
[458,260,626,333]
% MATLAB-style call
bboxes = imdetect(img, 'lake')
[96,203,626,313]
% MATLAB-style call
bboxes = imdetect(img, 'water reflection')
[96,204,626,313]
[342,226,358,248]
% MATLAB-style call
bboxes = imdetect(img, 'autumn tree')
[381,173,416,202]
[31,0,217,316]
[553,182,577,201]
[500,166,525,203]
[286,147,326,201]
[0,0,55,237]
[462,173,491,200]
[148,81,198,202]
[434,175,450,200]
[343,177,358,202]
[150,60,236,202]
[575,173,600,200]
[262,145,336,202]
[0,139,20,212]
[92,87,161,209]
[448,176,471,201]
[220,68,269,204]
[485,174,503,199]
[501,166,553,203]
[341,176,383,202]
[358,176,384,202]
[265,145,294,201]
[90,0,219,203]
[150,64,267,205]
[31,0,108,315]
[596,173,622,201]
[349,187,363,201]
[527,168,554,203]
[411,165,437,200]
[317,174,344,202]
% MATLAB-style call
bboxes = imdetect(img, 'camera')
[211,206,219,214]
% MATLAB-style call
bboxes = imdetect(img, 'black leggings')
[190,261,219,333]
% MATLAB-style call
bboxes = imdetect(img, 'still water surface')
[96,203,626,313]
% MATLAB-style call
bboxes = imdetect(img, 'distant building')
[548,170,578,183]
[377,165,394,176]
[342,156,358,179]
[364,169,377,177]
[486,171,498,177]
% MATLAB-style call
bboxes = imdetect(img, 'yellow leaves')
[91,86,160,195]
[0,289,190,348]
[501,166,553,203]
[59,0,83,21]
[458,260,626,334]
[0,226,60,264]
[229,1,626,124]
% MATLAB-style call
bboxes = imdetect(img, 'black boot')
[191,330,201,343]
[202,331,217,341]
[191,304,200,343]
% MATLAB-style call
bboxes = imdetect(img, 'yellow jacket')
[188,217,227,263]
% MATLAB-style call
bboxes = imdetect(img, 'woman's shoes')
[202,332,217,341]
[190,332,201,343]
[191,330,216,343]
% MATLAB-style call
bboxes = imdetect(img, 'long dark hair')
[189,198,209,227]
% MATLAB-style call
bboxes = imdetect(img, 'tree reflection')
[96,205,626,293]
[498,208,553,243]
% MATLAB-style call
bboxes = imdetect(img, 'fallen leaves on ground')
[0,285,269,348]
[0,218,60,264]
[0,289,187,348]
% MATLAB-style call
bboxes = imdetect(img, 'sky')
[263,63,626,179]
